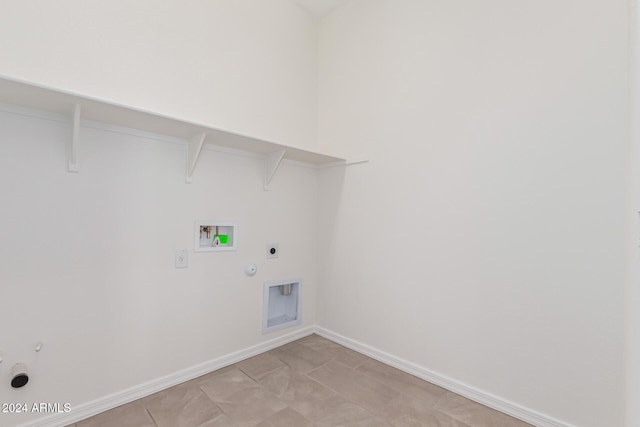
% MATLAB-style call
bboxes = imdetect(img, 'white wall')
[0,0,318,150]
[627,2,640,426]
[317,1,628,426]
[0,1,633,426]
[0,2,322,425]
[0,106,318,426]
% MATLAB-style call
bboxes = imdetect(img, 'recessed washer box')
[195,221,237,252]
[262,278,302,334]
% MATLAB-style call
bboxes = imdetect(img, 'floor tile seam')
[299,370,347,397]
[432,395,482,427]
[233,363,281,383]
[194,390,225,419]
[187,387,218,407]
[296,354,335,374]
[329,357,359,370]
[432,408,474,427]
[312,397,385,426]
[393,406,475,427]
[391,411,474,427]
[356,368,446,409]
[330,358,405,400]
[383,391,441,420]
[355,367,408,395]
[432,390,453,411]
[303,371,392,423]
[349,358,493,427]
[275,358,298,374]
[205,397,265,427]
[304,359,344,375]
[196,382,253,412]
[282,405,316,426]
[141,343,449,427]
[144,394,224,427]
[306,359,448,423]
[305,357,400,396]
[387,411,412,425]
[144,406,160,427]
[310,339,406,380]
[196,375,292,425]
[270,348,331,372]
[197,411,232,427]
[267,348,311,374]
[352,358,367,369]
[282,340,333,360]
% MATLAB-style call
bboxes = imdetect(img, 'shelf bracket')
[68,103,81,173]
[264,149,286,191]
[186,132,206,183]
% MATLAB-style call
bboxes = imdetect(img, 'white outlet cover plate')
[266,243,279,259]
[175,249,189,268]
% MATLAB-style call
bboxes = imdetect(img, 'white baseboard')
[20,326,315,427]
[314,326,574,427]
[19,325,574,427]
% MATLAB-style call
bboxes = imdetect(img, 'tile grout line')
[305,359,404,424]
[300,370,386,425]
[195,381,234,425]
[260,345,352,425]
[320,339,523,427]
[144,407,159,427]
[302,340,474,426]
[433,407,474,427]
[74,333,533,427]
[234,361,286,384]
[354,361,449,413]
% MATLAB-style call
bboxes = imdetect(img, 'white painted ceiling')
[291,0,351,19]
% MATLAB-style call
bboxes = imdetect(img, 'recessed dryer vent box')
[195,221,236,252]
[263,278,302,334]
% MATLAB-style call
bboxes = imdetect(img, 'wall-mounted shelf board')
[0,76,346,166]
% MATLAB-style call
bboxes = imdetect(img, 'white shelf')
[0,76,350,185]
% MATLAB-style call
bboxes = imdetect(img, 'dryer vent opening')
[11,363,29,389]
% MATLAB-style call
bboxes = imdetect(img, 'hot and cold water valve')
[195,221,237,252]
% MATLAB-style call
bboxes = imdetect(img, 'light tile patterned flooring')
[71,334,532,427]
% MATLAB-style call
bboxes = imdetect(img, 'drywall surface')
[0,107,318,426]
[317,1,628,426]
[627,2,640,426]
[0,0,318,150]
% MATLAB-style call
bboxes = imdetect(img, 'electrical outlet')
[266,243,279,259]
[175,249,189,268]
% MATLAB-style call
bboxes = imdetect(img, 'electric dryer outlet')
[266,243,279,259]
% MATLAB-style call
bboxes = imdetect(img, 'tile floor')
[71,334,532,427]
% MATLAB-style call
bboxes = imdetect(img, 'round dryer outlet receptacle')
[266,243,279,259]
